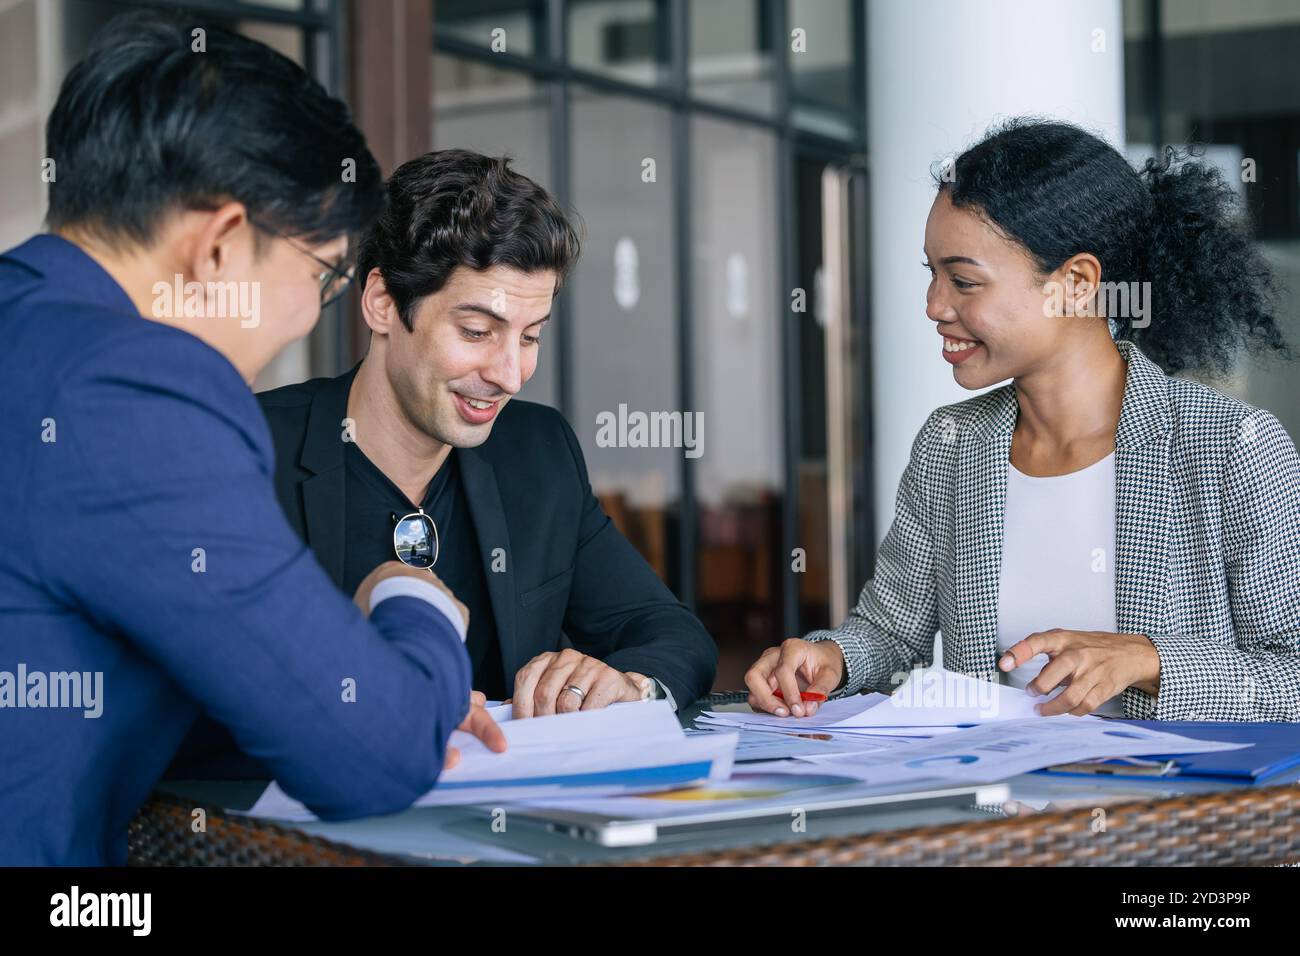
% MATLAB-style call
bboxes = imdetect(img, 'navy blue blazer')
[0,235,472,865]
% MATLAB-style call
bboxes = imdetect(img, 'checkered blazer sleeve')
[1122,409,1300,721]
[805,412,943,697]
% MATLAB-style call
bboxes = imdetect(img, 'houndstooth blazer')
[807,339,1300,721]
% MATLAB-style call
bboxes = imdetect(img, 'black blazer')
[258,367,718,708]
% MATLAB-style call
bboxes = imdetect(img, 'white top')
[997,450,1125,717]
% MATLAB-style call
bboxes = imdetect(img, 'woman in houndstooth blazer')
[746,119,1300,722]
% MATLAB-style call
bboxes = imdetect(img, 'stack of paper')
[244,701,736,822]
[750,717,1249,792]
[684,725,889,762]
[696,668,1052,743]
[241,669,1253,829]
[499,719,1248,827]
[691,668,1247,792]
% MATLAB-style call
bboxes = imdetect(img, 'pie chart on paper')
[903,754,980,768]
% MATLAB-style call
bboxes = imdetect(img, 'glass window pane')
[691,115,783,680]
[432,53,557,408]
[569,90,680,583]
[1123,0,1300,446]
[437,0,547,58]
[568,0,669,87]
[241,0,308,9]
[0,0,44,250]
[236,21,304,66]
[689,0,775,115]
[787,0,860,138]
[1122,0,1155,154]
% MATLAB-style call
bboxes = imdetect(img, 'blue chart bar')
[432,761,714,791]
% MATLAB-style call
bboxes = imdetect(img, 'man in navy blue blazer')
[0,13,501,865]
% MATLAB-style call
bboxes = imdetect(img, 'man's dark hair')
[357,149,581,331]
[45,11,384,248]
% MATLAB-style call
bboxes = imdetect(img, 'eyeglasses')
[391,508,439,570]
[250,220,356,307]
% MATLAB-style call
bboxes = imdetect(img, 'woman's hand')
[999,629,1161,717]
[744,638,845,717]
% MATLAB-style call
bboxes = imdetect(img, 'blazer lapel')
[1112,341,1174,639]
[952,341,1174,679]
[297,367,358,589]
[457,448,519,679]
[952,387,1017,680]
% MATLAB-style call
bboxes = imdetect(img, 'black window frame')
[435,0,870,638]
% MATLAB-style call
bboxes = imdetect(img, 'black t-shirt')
[342,442,507,699]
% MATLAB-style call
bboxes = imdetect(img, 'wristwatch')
[628,672,660,702]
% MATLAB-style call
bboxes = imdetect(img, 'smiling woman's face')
[923,189,1065,390]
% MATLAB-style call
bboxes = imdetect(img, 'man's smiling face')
[382,264,555,448]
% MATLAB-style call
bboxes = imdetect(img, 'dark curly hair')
[935,118,1292,377]
[357,149,581,331]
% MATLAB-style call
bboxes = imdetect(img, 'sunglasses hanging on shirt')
[391,508,439,569]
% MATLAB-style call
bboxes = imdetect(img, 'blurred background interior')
[2,0,1297,689]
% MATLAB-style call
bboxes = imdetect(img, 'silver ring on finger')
[564,684,586,700]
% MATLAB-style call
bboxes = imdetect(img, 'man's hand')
[998,629,1161,717]
[511,649,644,718]
[351,560,469,629]
[744,638,845,717]
[444,690,507,769]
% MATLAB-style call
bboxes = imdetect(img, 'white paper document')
[505,765,918,821]
[775,716,1248,790]
[695,667,1088,738]
[685,726,889,762]
[499,719,1245,824]
[244,701,736,822]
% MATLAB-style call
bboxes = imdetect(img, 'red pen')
[772,689,828,702]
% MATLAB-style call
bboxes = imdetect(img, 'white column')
[865,0,1125,542]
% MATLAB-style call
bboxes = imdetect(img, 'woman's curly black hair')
[935,117,1292,377]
